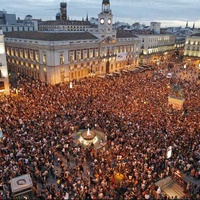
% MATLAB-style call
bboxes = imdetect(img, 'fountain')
[72,126,106,149]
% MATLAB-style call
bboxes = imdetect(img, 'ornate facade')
[4,0,140,85]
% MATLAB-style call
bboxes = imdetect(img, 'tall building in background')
[0,10,38,32]
[0,30,10,95]
[150,22,161,34]
[60,2,67,20]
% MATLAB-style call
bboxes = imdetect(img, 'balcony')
[100,53,117,59]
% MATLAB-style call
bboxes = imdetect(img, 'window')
[60,54,64,64]
[25,50,28,59]
[89,49,93,58]
[35,52,39,62]
[69,51,74,62]
[20,49,23,58]
[43,54,47,64]
[77,51,81,61]
[83,49,88,60]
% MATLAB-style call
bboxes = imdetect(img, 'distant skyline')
[1,0,200,28]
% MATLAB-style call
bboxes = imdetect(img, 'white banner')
[116,52,127,62]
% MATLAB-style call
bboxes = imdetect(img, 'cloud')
[0,0,199,27]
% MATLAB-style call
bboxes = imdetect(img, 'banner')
[116,52,127,62]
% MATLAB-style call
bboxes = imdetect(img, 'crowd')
[0,65,199,200]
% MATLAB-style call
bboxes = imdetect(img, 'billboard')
[116,52,127,62]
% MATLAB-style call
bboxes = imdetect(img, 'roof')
[4,31,98,41]
[102,0,110,4]
[191,33,200,37]
[116,30,138,38]
[39,20,91,26]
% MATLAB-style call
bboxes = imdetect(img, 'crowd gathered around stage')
[0,64,200,199]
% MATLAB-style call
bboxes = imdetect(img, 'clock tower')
[98,0,115,40]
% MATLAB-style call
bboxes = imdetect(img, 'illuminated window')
[20,49,23,58]
[77,51,81,61]
[43,67,47,72]
[6,47,10,55]
[25,50,28,59]
[30,51,33,61]
[11,48,14,56]
[43,54,47,64]
[35,52,39,62]
[60,54,64,64]
[83,50,88,60]
[15,49,18,57]
[69,51,74,62]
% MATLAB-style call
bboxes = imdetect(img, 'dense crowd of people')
[0,64,199,200]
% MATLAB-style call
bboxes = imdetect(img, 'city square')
[0,0,200,199]
[0,58,200,199]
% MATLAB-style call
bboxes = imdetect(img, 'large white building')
[136,33,176,64]
[184,33,200,68]
[4,0,140,85]
[0,30,10,95]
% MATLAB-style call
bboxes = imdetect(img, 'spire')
[86,12,89,21]
[186,21,188,28]
[193,22,195,29]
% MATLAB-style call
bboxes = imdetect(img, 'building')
[38,20,91,32]
[38,2,91,32]
[0,10,38,32]
[0,30,10,95]
[60,2,67,20]
[184,33,200,68]
[150,22,161,34]
[137,34,176,65]
[4,0,140,85]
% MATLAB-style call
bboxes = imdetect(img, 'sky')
[1,0,200,28]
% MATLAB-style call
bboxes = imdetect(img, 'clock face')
[108,18,112,25]
[100,18,104,25]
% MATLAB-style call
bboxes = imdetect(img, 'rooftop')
[39,20,91,26]
[4,31,98,41]
[116,30,138,38]
[191,33,200,37]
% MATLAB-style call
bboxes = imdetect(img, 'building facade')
[150,22,161,34]
[137,34,176,65]
[38,20,91,32]
[0,30,10,95]
[0,11,38,33]
[184,33,200,69]
[4,0,140,85]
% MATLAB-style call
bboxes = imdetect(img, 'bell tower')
[98,0,115,40]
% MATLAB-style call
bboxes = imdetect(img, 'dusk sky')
[1,0,200,28]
